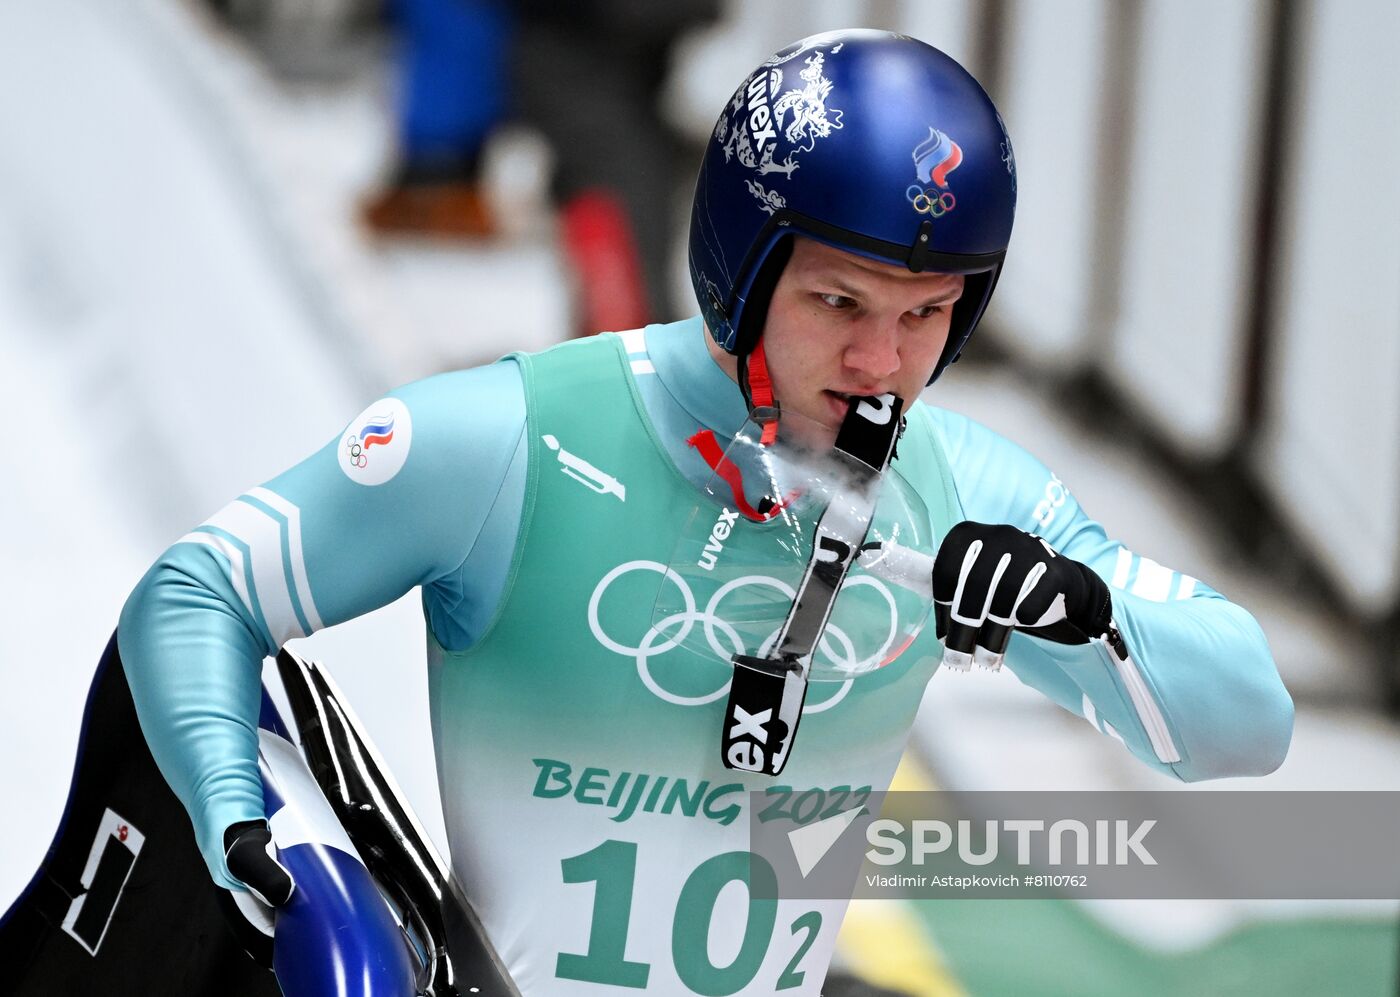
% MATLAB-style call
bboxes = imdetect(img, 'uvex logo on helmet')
[907,127,962,218]
[715,42,846,217]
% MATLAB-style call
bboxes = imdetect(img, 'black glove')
[932,521,1113,671]
[223,819,296,906]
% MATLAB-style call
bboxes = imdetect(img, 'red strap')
[746,340,779,446]
[687,430,790,522]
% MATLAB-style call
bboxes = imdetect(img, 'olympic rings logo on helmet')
[906,184,957,217]
[587,560,908,713]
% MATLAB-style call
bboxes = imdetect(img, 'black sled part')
[0,630,280,996]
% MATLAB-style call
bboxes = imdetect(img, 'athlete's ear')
[223,819,296,906]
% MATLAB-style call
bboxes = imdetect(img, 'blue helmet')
[688,29,1017,385]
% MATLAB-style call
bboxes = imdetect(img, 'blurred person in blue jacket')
[361,0,511,238]
[364,0,719,333]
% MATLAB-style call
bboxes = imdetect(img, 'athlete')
[112,29,1291,996]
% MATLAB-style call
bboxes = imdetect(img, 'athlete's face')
[721,238,965,447]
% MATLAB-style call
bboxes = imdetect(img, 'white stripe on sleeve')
[1081,693,1101,733]
[1111,547,1133,589]
[1130,556,1174,602]
[248,488,323,631]
[201,498,306,645]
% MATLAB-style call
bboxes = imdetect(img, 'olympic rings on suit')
[587,560,907,713]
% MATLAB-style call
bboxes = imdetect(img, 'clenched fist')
[932,521,1113,671]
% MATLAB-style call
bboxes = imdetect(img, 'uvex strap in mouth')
[720,391,906,777]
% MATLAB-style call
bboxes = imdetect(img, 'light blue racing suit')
[118,316,1293,993]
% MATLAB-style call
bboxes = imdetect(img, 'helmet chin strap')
[738,338,780,446]
[686,336,787,522]
[731,234,794,445]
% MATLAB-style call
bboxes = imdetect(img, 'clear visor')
[652,409,936,684]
